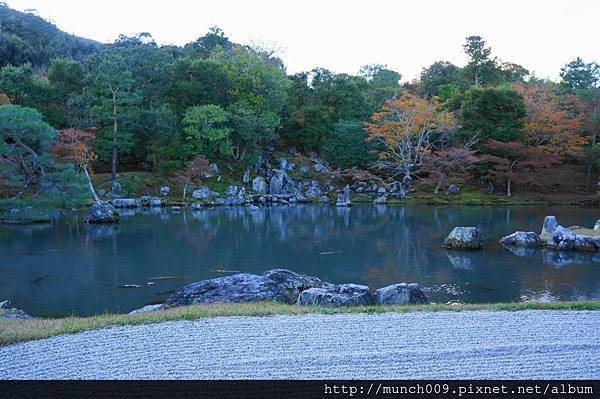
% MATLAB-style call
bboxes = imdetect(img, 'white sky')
[5,0,600,81]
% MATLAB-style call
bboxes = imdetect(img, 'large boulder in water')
[443,227,482,250]
[112,198,140,208]
[500,231,543,247]
[297,284,371,307]
[541,216,559,237]
[546,226,597,252]
[375,283,429,305]
[167,269,327,307]
[84,204,119,224]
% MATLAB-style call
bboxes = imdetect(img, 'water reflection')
[0,204,599,316]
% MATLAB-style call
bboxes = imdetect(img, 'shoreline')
[2,301,600,346]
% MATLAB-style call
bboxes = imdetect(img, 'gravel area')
[1,310,599,380]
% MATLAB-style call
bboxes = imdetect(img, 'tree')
[484,139,556,197]
[323,120,374,169]
[51,128,100,202]
[463,36,498,87]
[424,140,480,194]
[418,61,466,98]
[360,64,402,107]
[84,47,136,187]
[460,87,526,144]
[0,105,55,194]
[514,82,586,160]
[366,93,456,195]
[174,155,211,199]
[182,104,232,158]
[560,58,599,90]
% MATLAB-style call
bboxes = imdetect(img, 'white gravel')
[1,310,599,380]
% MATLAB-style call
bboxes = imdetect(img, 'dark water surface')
[1,205,600,317]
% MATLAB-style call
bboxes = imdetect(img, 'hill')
[0,3,102,69]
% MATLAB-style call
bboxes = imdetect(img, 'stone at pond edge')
[129,304,166,315]
[160,187,170,197]
[594,219,600,231]
[443,227,482,250]
[374,195,388,205]
[500,231,543,247]
[375,283,429,305]
[336,185,351,207]
[0,300,33,320]
[297,284,371,307]
[252,177,267,194]
[112,199,140,208]
[546,226,597,252]
[446,184,461,196]
[84,204,120,224]
[192,187,219,200]
[166,269,327,307]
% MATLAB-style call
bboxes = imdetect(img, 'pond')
[1,205,600,317]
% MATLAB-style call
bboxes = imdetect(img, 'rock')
[192,187,219,200]
[305,181,322,198]
[243,170,251,184]
[297,284,371,307]
[546,226,597,252]
[167,269,326,307]
[97,188,107,197]
[112,199,139,208]
[209,163,219,175]
[106,180,125,198]
[287,163,296,171]
[269,175,284,195]
[191,202,211,211]
[252,177,267,194]
[318,196,330,204]
[288,147,297,155]
[443,227,482,250]
[447,184,461,196]
[279,158,288,170]
[299,165,309,174]
[225,186,239,196]
[377,187,387,194]
[263,269,329,300]
[336,185,352,207]
[314,164,329,173]
[84,204,119,224]
[140,196,164,207]
[0,300,33,320]
[541,216,559,237]
[374,195,388,205]
[375,283,429,305]
[594,220,600,231]
[500,231,543,247]
[247,205,260,212]
[160,186,170,197]
[129,304,165,315]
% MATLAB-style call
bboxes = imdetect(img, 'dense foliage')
[1,3,600,204]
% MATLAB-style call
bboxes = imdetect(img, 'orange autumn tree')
[366,93,456,196]
[514,82,587,160]
[52,128,101,203]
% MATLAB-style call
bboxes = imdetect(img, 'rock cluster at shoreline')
[0,300,33,320]
[501,216,600,253]
[130,269,429,314]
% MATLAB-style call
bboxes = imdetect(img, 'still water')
[1,205,600,317]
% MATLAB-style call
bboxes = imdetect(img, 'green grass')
[2,301,600,346]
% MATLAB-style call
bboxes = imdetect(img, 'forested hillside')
[0,3,101,68]
[0,3,599,208]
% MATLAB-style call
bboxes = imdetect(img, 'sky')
[5,0,600,82]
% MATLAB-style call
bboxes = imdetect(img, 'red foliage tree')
[423,143,481,194]
[484,139,557,197]
[175,155,211,199]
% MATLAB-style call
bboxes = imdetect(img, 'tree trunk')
[83,165,101,204]
[474,68,481,88]
[183,183,188,200]
[585,109,598,192]
[111,90,118,184]
[434,173,445,194]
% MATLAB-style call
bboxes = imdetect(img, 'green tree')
[460,87,526,144]
[0,105,56,193]
[463,36,499,87]
[323,120,374,169]
[560,57,599,90]
[182,104,232,158]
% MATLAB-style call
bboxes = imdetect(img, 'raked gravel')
[1,310,599,380]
